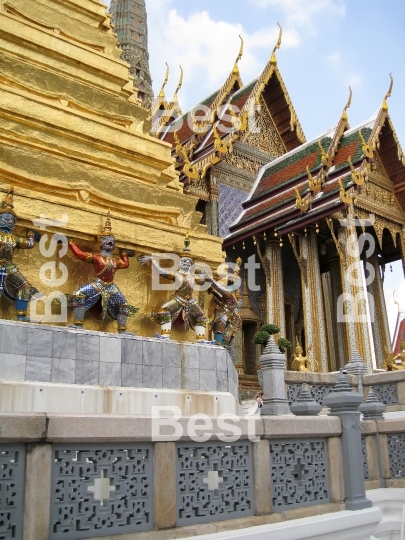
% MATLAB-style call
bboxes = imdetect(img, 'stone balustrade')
[286,370,405,410]
[1,411,403,540]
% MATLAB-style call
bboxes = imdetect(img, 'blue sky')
[140,0,405,146]
[106,0,405,336]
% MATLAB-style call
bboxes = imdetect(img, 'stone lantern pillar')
[259,335,291,416]
[324,370,372,511]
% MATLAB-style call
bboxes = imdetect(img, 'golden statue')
[138,234,208,340]
[0,186,40,321]
[292,342,313,372]
[208,258,242,348]
[67,214,138,333]
[384,341,405,370]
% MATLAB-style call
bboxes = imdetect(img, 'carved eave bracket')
[255,237,271,284]
[295,187,312,212]
[288,233,308,283]
[338,178,357,207]
[306,165,326,196]
[326,217,347,269]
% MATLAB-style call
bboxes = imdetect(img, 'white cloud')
[347,72,362,87]
[248,0,345,29]
[146,1,299,110]
[327,51,340,63]
[323,50,363,88]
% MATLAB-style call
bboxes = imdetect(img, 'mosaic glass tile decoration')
[50,443,153,539]
[270,439,330,510]
[361,436,369,480]
[0,444,25,540]
[176,442,254,526]
[372,384,399,405]
[388,433,405,478]
[218,183,249,238]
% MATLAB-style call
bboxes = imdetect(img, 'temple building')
[151,28,405,384]
[225,85,405,374]
[109,0,154,108]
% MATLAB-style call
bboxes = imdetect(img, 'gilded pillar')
[326,239,348,370]
[401,228,405,279]
[297,230,329,372]
[264,239,285,336]
[208,173,219,237]
[367,252,392,367]
[337,216,374,371]
[321,272,337,371]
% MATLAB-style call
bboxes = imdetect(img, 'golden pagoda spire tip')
[158,62,169,98]
[382,73,393,111]
[173,65,183,100]
[270,22,282,65]
[232,35,244,74]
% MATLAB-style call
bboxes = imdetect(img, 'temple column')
[337,215,374,372]
[321,272,337,371]
[297,230,329,372]
[401,229,405,278]
[326,239,348,370]
[264,239,285,336]
[208,173,219,237]
[367,252,392,367]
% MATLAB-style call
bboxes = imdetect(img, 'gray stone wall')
[0,320,238,397]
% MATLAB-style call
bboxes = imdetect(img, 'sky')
[105,0,405,337]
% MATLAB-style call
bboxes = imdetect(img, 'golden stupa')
[0,0,223,337]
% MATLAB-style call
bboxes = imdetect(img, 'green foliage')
[277,337,292,353]
[253,330,270,346]
[260,324,280,335]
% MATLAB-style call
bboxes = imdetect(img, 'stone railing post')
[324,369,372,510]
[259,335,291,415]
[344,349,369,396]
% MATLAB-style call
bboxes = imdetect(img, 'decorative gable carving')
[241,96,285,157]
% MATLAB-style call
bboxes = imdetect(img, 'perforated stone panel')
[50,443,153,539]
[388,433,405,478]
[372,384,399,405]
[270,439,330,511]
[287,384,301,406]
[310,385,333,406]
[288,384,333,406]
[361,436,369,480]
[176,442,254,526]
[0,444,25,540]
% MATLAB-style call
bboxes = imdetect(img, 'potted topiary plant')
[253,323,292,353]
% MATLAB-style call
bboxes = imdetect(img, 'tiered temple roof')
[153,27,306,186]
[224,80,405,246]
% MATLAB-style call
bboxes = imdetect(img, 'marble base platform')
[0,320,239,415]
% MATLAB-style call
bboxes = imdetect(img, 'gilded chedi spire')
[109,0,154,108]
[100,211,114,238]
[0,186,16,217]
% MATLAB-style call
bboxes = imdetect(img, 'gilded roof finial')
[232,35,244,74]
[359,129,374,158]
[382,73,393,111]
[158,62,169,98]
[173,65,183,101]
[270,22,282,66]
[318,140,330,167]
[341,86,352,121]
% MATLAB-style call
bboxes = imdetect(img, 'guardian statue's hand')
[138,255,152,265]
